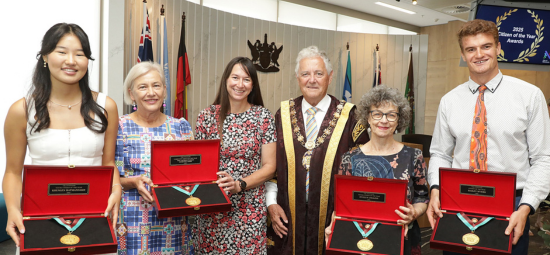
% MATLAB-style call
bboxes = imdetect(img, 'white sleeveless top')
[26,93,106,166]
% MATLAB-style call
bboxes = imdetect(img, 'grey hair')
[295,45,333,76]
[357,85,411,133]
[123,61,165,105]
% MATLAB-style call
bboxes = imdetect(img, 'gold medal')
[186,196,201,206]
[357,239,373,251]
[462,233,480,245]
[60,233,80,245]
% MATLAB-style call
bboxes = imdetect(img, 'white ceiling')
[317,0,474,27]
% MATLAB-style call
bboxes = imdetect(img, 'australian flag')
[137,5,153,63]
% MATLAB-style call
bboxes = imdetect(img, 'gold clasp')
[68,165,76,168]
[466,247,473,251]
[367,176,374,181]
[194,207,200,211]
[68,247,76,252]
[151,185,158,188]
[473,169,480,173]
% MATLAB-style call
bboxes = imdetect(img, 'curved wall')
[124,0,428,133]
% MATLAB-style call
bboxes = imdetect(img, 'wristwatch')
[238,178,247,192]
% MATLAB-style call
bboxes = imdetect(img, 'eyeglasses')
[369,110,399,122]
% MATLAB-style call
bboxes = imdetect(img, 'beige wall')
[125,0,429,134]
[421,20,550,135]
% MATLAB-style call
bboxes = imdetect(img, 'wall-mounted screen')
[476,4,550,65]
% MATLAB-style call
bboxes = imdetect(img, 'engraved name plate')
[353,191,386,203]
[460,184,495,197]
[170,155,202,166]
[48,183,89,195]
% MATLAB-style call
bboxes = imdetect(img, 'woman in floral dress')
[116,62,194,255]
[326,85,429,255]
[194,57,276,254]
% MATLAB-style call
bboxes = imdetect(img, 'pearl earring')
[44,61,47,68]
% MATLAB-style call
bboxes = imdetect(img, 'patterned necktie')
[470,85,488,171]
[305,107,319,197]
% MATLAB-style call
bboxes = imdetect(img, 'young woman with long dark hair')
[2,23,121,247]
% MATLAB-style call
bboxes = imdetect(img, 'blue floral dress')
[338,145,429,255]
[115,115,195,255]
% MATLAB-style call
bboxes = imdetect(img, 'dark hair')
[213,57,263,137]
[27,23,107,133]
[457,19,499,51]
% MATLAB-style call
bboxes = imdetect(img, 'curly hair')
[356,85,411,133]
[457,19,499,51]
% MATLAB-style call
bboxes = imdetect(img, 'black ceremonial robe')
[267,95,370,255]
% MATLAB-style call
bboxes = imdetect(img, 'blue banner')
[476,4,550,65]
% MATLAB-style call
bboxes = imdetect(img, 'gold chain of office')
[289,99,345,150]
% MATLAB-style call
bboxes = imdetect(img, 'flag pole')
[160,5,164,66]
[183,12,187,119]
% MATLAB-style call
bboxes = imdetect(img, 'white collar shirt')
[428,71,550,210]
[302,94,331,134]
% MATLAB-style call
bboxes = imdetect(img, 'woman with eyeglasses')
[325,85,429,255]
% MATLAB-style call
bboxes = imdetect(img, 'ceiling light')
[412,0,417,5]
[375,2,416,14]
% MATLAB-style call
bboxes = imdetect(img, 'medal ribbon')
[172,184,199,197]
[53,218,85,233]
[353,222,379,239]
[457,213,494,232]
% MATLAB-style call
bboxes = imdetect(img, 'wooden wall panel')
[259,20,269,111]
[326,30,336,97]
[416,35,428,133]
[206,9,216,107]
[385,35,396,89]
[328,31,344,97]
[124,0,428,133]
[189,2,200,127]
[282,24,292,103]
[349,33,358,104]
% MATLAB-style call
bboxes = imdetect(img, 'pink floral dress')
[193,105,276,254]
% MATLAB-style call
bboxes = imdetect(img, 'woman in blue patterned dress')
[325,85,429,255]
[115,62,194,255]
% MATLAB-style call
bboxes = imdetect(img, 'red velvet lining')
[334,175,408,222]
[439,168,516,218]
[151,140,220,185]
[22,166,113,217]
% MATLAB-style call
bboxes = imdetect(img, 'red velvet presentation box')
[326,175,407,255]
[150,139,231,218]
[430,168,516,255]
[20,165,117,255]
